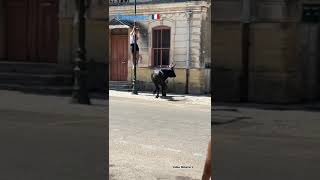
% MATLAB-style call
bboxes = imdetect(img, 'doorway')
[110,33,129,81]
[5,0,58,62]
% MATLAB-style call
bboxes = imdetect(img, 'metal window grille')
[302,4,320,23]
[152,27,170,67]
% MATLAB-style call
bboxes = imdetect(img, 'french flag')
[152,13,160,20]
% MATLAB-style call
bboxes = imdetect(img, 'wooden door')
[5,0,58,62]
[110,35,128,81]
[6,0,28,61]
[36,0,58,62]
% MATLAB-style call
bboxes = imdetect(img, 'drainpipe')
[185,10,192,94]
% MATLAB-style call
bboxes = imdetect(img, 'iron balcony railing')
[109,0,207,6]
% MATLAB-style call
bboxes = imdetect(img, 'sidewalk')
[109,90,211,106]
[0,90,107,117]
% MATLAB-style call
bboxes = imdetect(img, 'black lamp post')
[71,0,91,104]
[132,0,138,94]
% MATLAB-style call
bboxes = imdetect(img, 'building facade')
[0,0,108,91]
[109,0,211,94]
[213,0,320,103]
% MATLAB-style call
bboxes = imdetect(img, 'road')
[109,96,211,180]
[213,105,320,180]
[0,91,107,180]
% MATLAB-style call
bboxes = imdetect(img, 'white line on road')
[165,148,182,153]
[193,153,203,157]
[140,144,157,150]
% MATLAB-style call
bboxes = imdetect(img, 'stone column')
[57,0,76,65]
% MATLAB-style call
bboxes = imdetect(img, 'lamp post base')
[132,80,138,95]
[71,56,91,105]
[71,90,91,105]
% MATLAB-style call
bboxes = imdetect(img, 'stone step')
[109,86,132,91]
[109,81,132,92]
[0,84,73,95]
[109,81,132,85]
[0,61,72,74]
[0,72,73,86]
[109,84,132,88]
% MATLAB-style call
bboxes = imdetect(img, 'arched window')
[152,26,170,67]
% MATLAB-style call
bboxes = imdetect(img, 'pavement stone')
[109,90,211,106]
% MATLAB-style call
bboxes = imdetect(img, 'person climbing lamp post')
[132,0,138,94]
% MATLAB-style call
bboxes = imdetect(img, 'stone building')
[109,0,211,94]
[213,0,320,103]
[0,0,107,93]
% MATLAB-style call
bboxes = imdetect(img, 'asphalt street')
[213,105,320,180]
[0,91,107,180]
[109,96,211,180]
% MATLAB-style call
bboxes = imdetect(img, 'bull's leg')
[156,86,160,98]
[153,83,157,95]
[152,80,157,95]
[161,83,167,97]
[155,84,160,98]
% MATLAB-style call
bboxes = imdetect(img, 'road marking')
[140,144,157,150]
[165,148,182,153]
[193,153,203,157]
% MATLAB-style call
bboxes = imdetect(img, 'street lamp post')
[71,0,91,104]
[132,0,138,94]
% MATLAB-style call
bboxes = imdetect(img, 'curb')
[109,90,211,106]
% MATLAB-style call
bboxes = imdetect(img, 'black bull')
[151,64,176,98]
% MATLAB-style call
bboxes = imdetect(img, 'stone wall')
[248,22,301,103]
[58,0,76,65]
[57,0,108,90]
[58,0,108,65]
[212,22,243,101]
[212,0,316,103]
[128,67,209,94]
[58,0,108,90]
[202,2,212,68]
[86,1,108,90]
[86,19,108,64]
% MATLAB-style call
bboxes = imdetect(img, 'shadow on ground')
[160,96,185,102]
[214,102,320,112]
[212,116,251,125]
